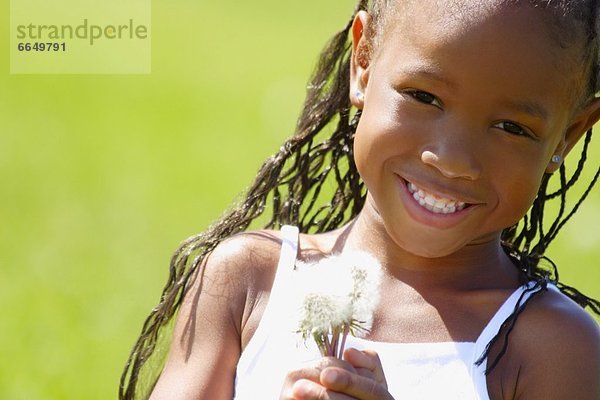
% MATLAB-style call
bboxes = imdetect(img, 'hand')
[280,348,394,400]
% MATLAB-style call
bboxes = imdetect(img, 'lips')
[407,181,467,214]
[394,175,478,229]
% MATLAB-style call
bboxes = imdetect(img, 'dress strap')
[235,225,299,376]
[474,281,554,352]
[276,225,300,275]
[470,281,548,399]
[267,225,300,312]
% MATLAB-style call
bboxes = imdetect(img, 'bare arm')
[150,232,281,400]
[512,290,600,400]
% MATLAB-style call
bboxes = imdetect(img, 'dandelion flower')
[292,251,382,358]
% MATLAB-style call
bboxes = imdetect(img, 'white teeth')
[424,195,436,206]
[406,180,467,214]
[434,199,447,208]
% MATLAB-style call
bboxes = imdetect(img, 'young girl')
[121,0,600,399]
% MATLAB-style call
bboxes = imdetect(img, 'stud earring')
[551,154,562,163]
[356,90,365,102]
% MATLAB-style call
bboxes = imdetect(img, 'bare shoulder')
[150,229,286,400]
[513,286,599,354]
[193,229,288,336]
[510,286,600,400]
[198,229,285,294]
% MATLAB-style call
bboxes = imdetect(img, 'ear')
[546,97,600,173]
[350,11,373,109]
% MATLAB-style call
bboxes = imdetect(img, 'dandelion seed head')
[298,293,353,339]
[293,250,383,345]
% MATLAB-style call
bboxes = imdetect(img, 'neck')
[341,205,521,291]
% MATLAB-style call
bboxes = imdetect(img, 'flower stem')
[338,325,350,358]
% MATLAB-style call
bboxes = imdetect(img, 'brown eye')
[406,90,442,108]
[494,121,527,136]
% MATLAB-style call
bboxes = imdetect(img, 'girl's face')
[351,2,599,257]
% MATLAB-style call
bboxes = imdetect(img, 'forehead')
[374,1,581,110]
[386,0,556,47]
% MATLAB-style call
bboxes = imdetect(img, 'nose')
[421,139,482,180]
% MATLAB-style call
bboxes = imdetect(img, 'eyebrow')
[398,63,550,121]
[501,99,549,121]
[399,63,456,89]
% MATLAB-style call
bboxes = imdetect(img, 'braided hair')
[119,0,600,398]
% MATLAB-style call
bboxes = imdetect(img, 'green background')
[1,1,598,398]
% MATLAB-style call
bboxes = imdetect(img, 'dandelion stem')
[339,325,350,358]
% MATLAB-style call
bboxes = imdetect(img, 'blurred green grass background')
[0,0,598,398]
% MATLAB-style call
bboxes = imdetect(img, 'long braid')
[119,2,370,399]
[479,0,600,372]
[482,136,600,374]
[121,0,600,396]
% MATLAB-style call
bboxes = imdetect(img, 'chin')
[393,230,471,259]
[402,243,461,259]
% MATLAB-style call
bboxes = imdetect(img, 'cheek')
[353,103,422,181]
[492,155,548,224]
[353,125,395,190]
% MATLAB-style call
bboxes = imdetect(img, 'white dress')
[234,225,546,399]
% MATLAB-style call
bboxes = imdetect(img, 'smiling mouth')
[407,181,468,214]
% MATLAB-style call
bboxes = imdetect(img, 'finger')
[287,357,353,383]
[317,356,357,373]
[280,363,324,399]
[281,357,357,399]
[292,379,327,400]
[284,365,321,385]
[291,379,355,400]
[353,367,375,381]
[320,367,393,400]
[343,348,386,385]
